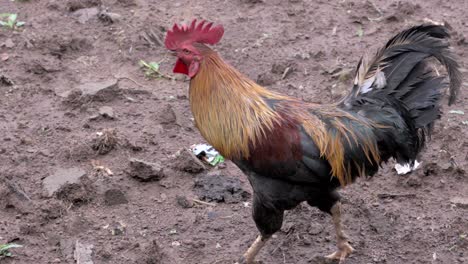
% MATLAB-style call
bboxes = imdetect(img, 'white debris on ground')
[191,144,225,166]
[394,160,421,175]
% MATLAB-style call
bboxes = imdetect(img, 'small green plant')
[356,25,364,37]
[138,60,173,80]
[0,13,25,29]
[0,243,22,257]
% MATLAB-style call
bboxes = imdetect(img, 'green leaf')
[8,14,17,23]
[0,21,6,26]
[148,62,160,71]
[16,21,25,27]
[0,244,23,251]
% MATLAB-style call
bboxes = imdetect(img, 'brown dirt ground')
[1,0,467,264]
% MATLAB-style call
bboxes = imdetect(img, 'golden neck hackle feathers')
[189,48,287,160]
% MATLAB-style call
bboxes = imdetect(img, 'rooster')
[164,20,461,263]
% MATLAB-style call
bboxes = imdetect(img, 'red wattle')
[173,58,189,75]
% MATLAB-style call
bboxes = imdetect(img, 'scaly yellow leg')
[326,202,354,263]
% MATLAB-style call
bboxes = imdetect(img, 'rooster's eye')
[183,49,191,55]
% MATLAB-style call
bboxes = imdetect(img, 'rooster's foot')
[235,256,263,264]
[325,241,354,263]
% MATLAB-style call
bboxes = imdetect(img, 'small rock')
[2,38,15,49]
[138,240,165,263]
[43,167,87,197]
[256,72,276,86]
[175,195,193,208]
[0,180,32,213]
[1,53,9,61]
[294,52,311,60]
[109,221,126,235]
[173,148,205,173]
[39,200,65,220]
[72,7,100,24]
[74,241,94,264]
[450,197,468,209]
[78,79,119,98]
[127,158,165,181]
[56,176,95,204]
[60,80,120,104]
[440,162,454,172]
[308,222,324,235]
[271,62,290,75]
[25,57,62,74]
[99,106,114,119]
[0,74,14,86]
[122,139,143,152]
[103,189,128,206]
[385,14,401,22]
[405,174,422,187]
[159,104,177,128]
[193,174,251,203]
[281,222,295,233]
[395,1,420,15]
[98,11,122,23]
[88,114,100,121]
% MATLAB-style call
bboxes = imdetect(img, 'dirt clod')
[127,158,165,181]
[103,189,128,206]
[2,38,15,48]
[256,72,276,86]
[450,196,468,208]
[159,104,178,129]
[98,11,122,24]
[193,174,251,203]
[0,74,14,86]
[172,148,206,173]
[56,175,95,204]
[60,79,120,105]
[72,7,100,24]
[137,240,165,264]
[99,106,115,119]
[175,195,194,208]
[42,167,87,197]
[0,180,32,214]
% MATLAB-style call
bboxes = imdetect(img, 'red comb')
[164,19,224,50]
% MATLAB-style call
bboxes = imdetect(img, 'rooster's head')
[164,19,224,78]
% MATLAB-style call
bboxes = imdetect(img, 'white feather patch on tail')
[359,70,387,94]
[394,160,421,175]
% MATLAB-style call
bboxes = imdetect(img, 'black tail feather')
[343,24,462,108]
[339,24,462,168]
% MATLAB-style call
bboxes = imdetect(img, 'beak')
[168,50,177,57]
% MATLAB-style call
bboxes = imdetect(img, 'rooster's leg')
[237,196,283,264]
[326,201,354,263]
[237,235,269,264]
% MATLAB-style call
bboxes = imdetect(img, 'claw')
[235,256,247,264]
[235,256,260,264]
[325,242,354,263]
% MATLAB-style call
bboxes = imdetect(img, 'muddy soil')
[1,0,467,264]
